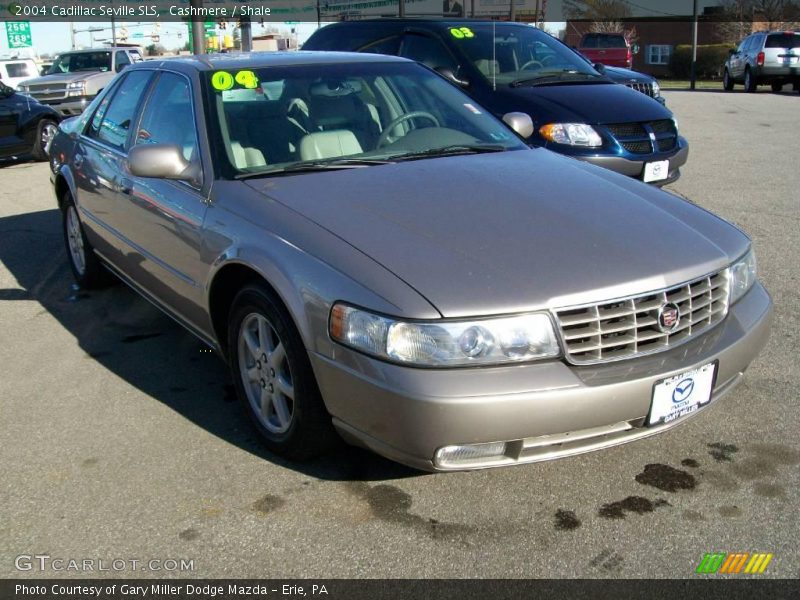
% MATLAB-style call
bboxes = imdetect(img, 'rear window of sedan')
[765,33,800,48]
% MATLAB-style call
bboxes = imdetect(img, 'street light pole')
[191,0,206,54]
[690,0,698,90]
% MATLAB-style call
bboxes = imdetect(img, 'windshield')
[208,61,527,177]
[446,24,600,86]
[48,51,112,74]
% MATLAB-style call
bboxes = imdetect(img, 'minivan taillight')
[757,51,765,66]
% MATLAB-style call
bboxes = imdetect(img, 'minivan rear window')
[765,33,800,48]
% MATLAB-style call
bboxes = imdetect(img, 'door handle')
[117,178,133,195]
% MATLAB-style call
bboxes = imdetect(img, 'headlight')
[67,81,86,97]
[539,123,603,147]
[652,80,661,96]
[729,249,757,304]
[329,304,560,367]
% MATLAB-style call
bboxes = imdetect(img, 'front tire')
[32,119,58,161]
[62,193,109,289]
[227,283,337,460]
[723,69,734,91]
[744,68,757,92]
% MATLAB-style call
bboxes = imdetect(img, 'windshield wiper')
[390,144,508,162]
[510,70,603,88]
[234,157,394,179]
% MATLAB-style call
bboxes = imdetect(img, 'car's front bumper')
[573,136,689,186]
[311,283,772,471]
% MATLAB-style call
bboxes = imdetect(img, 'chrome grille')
[624,82,655,98]
[26,83,67,102]
[553,270,730,365]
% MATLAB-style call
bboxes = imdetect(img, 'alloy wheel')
[237,313,295,434]
[65,205,86,276]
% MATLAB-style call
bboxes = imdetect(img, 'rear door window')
[5,62,34,78]
[86,70,153,150]
[360,36,402,56]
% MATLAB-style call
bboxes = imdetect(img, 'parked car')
[304,20,688,185]
[50,52,771,471]
[18,47,143,116]
[0,80,60,161]
[577,32,634,69]
[0,58,38,90]
[723,31,800,92]
[575,51,665,105]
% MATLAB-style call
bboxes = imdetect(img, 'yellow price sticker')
[449,27,475,39]
[211,70,260,91]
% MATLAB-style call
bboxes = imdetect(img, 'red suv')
[578,33,633,68]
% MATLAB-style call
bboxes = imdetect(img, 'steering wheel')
[540,55,557,67]
[377,111,440,147]
[520,59,544,71]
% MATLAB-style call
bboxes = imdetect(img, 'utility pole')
[240,17,252,52]
[191,0,206,54]
[510,0,516,22]
[690,0,698,90]
[399,0,405,17]
[70,22,75,50]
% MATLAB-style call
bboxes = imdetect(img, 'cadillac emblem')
[657,303,681,333]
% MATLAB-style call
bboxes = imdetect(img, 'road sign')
[5,21,32,49]
[132,32,144,39]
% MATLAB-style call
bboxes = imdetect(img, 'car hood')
[245,149,748,318]
[20,72,105,86]
[601,66,653,84]
[497,81,668,124]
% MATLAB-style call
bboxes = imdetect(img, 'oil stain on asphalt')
[707,442,739,462]
[345,482,473,541]
[635,464,696,492]
[554,509,581,531]
[598,496,670,519]
[252,494,286,515]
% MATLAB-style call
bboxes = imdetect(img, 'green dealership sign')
[5,20,32,49]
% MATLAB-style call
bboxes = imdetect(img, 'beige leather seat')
[298,130,362,161]
[230,141,267,169]
[474,59,501,78]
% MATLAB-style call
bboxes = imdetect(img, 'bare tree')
[564,0,632,20]
[715,0,800,43]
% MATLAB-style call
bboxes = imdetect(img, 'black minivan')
[305,20,689,185]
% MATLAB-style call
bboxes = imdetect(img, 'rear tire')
[227,283,338,460]
[723,69,734,91]
[770,82,783,93]
[61,193,111,289]
[32,119,58,161]
[744,68,757,92]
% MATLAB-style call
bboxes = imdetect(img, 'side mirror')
[128,144,195,181]
[632,43,640,55]
[593,62,606,73]
[502,112,534,139]
[116,63,128,72]
[434,66,469,88]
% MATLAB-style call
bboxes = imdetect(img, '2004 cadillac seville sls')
[49,52,772,471]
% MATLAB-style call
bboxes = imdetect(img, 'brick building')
[564,17,747,77]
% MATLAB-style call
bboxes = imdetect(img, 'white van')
[0,59,39,89]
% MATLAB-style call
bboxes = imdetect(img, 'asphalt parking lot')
[1,89,798,579]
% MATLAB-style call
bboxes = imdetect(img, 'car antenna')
[492,20,496,91]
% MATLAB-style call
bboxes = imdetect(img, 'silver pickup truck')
[18,47,143,116]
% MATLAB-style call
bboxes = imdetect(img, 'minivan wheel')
[227,283,338,460]
[744,68,757,92]
[771,82,783,93]
[723,69,734,91]
[33,119,58,161]
[62,194,110,288]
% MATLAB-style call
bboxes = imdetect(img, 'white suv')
[724,31,800,93]
[0,58,38,90]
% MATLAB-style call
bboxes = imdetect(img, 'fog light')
[435,441,508,469]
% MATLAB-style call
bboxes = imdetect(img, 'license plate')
[648,362,716,426]
[643,160,669,183]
